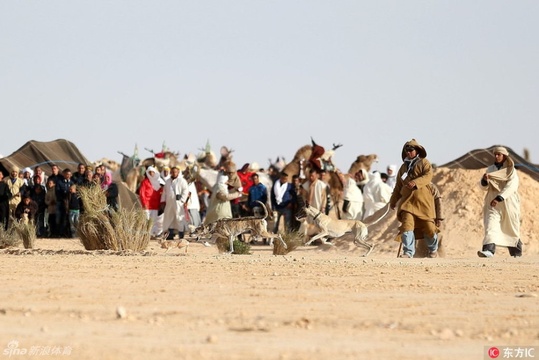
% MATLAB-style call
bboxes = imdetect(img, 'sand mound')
[330,168,538,257]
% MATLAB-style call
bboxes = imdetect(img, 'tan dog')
[304,205,373,256]
[296,216,321,243]
[158,238,189,253]
[194,201,286,253]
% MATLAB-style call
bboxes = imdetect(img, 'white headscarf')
[23,167,34,177]
[492,146,509,156]
[161,167,171,182]
[215,172,229,194]
[22,167,34,186]
[146,166,162,191]
[386,164,398,189]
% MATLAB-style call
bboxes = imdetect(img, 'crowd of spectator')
[1,163,118,238]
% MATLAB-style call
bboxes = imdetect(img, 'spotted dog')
[194,201,287,253]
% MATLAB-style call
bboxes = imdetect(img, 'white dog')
[304,205,373,256]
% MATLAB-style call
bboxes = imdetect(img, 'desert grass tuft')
[216,237,251,254]
[0,220,21,249]
[273,230,303,255]
[77,185,150,251]
[12,219,36,249]
[109,208,151,251]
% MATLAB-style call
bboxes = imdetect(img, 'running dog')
[194,201,287,253]
[304,205,373,256]
[158,238,190,254]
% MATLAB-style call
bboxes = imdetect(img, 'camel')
[93,158,121,173]
[348,154,379,175]
[189,158,273,198]
[278,139,344,218]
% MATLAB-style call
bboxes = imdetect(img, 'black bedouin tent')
[0,139,139,209]
[439,145,539,182]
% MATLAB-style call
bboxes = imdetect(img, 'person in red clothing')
[237,163,254,217]
[139,166,164,237]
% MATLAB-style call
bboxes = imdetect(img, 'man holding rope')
[389,139,439,258]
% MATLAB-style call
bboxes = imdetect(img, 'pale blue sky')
[1,1,538,172]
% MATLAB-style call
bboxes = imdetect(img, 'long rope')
[365,204,391,228]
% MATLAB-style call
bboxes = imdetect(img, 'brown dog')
[158,238,189,253]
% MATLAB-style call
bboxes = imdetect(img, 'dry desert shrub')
[11,219,36,249]
[0,220,21,249]
[216,237,251,254]
[273,230,303,255]
[78,212,115,250]
[77,185,150,251]
[109,207,151,251]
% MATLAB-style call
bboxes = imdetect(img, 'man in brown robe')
[389,139,439,258]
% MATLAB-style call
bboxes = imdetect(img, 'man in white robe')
[362,171,392,220]
[477,146,522,258]
[302,169,327,213]
[203,172,242,225]
[160,167,189,240]
[386,164,398,189]
[338,170,364,220]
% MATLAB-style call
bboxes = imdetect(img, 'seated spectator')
[15,194,38,224]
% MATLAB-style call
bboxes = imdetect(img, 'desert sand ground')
[1,236,538,360]
[1,168,538,359]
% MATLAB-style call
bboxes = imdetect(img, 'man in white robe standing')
[362,171,392,220]
[477,146,522,258]
[337,170,364,220]
[160,166,189,240]
[386,164,398,189]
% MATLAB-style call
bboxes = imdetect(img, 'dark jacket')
[271,181,296,211]
[106,182,119,211]
[30,184,47,213]
[68,192,82,211]
[248,183,268,209]
[0,181,12,204]
[15,199,39,221]
[56,178,73,203]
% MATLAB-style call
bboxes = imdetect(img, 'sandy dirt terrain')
[1,167,538,359]
[0,239,537,360]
